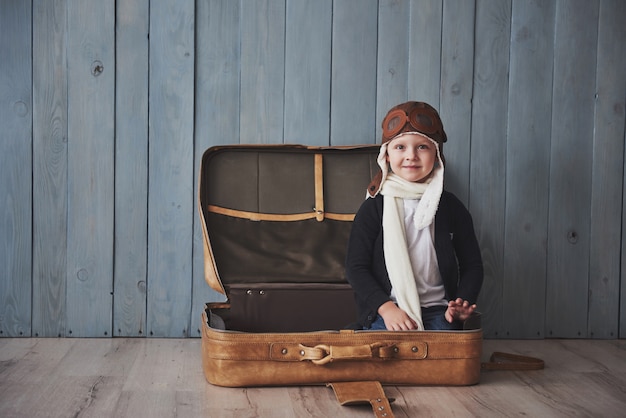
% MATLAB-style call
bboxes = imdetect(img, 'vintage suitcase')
[198,144,539,416]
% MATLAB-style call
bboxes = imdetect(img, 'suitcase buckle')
[304,343,391,365]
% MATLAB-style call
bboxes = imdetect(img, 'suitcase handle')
[296,342,428,365]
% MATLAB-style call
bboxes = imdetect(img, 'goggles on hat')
[381,103,446,144]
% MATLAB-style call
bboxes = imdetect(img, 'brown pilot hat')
[367,101,447,196]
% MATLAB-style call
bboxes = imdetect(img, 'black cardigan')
[345,192,484,327]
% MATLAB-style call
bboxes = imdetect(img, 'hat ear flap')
[367,170,383,197]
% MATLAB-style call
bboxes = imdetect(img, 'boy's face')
[386,133,437,183]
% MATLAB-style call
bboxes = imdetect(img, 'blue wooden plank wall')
[1,0,625,339]
[32,0,67,338]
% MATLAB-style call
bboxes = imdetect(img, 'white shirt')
[390,199,447,308]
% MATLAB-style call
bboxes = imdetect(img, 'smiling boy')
[345,101,484,331]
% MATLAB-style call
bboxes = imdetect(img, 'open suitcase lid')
[198,144,380,295]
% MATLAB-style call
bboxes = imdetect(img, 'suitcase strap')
[481,351,545,371]
[328,381,395,418]
[277,342,427,365]
[206,153,355,222]
[325,352,543,417]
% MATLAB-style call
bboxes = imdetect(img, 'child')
[345,101,483,331]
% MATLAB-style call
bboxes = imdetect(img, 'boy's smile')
[386,133,438,183]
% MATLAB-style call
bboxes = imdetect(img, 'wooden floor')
[1,338,625,417]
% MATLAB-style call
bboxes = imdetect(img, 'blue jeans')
[365,305,460,331]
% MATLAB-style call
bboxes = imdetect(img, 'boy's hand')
[378,301,418,331]
[445,298,476,323]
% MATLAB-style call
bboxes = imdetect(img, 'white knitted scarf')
[374,136,444,330]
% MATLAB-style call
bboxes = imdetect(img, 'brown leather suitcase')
[198,144,486,416]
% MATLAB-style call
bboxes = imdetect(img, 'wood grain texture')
[284,0,332,145]
[546,0,599,338]
[503,0,555,339]
[66,0,115,337]
[589,0,626,339]
[147,0,195,337]
[191,0,241,337]
[376,0,411,126]
[408,0,443,107]
[330,0,378,146]
[0,0,32,338]
[469,0,511,339]
[240,0,286,144]
[439,0,475,205]
[1,338,625,417]
[32,0,68,338]
[114,0,149,337]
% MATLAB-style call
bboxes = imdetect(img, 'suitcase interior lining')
[200,147,379,333]
[207,283,358,333]
[201,148,378,216]
[206,214,352,284]
[200,148,379,285]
